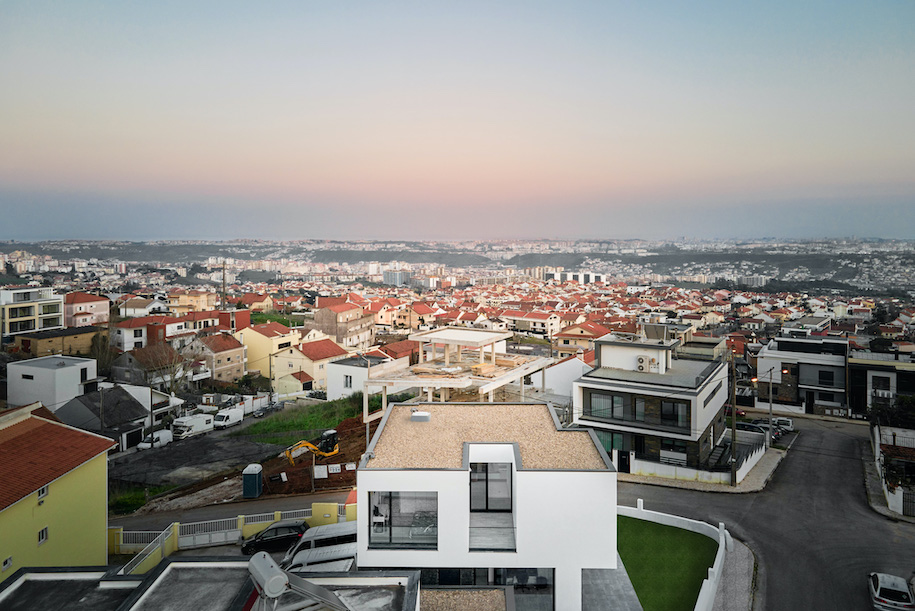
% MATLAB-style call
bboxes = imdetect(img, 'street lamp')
[751,366,788,446]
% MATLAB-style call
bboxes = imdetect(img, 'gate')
[903,490,915,517]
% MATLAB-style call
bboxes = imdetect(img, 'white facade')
[357,403,617,611]
[7,356,97,410]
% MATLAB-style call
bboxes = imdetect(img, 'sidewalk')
[713,539,755,611]
[617,436,794,494]
[862,438,915,524]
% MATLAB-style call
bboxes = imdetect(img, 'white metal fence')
[178,517,241,549]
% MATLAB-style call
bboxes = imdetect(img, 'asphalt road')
[619,418,915,610]
[111,418,914,609]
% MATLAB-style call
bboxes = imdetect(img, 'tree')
[130,343,204,396]
[89,331,116,376]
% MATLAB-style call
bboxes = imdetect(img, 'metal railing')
[179,517,238,537]
[122,531,162,546]
[121,526,172,575]
[243,513,276,525]
[281,508,313,520]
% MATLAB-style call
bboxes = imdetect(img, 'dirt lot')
[126,414,379,513]
[257,414,379,496]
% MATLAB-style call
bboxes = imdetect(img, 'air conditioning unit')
[637,355,650,365]
[638,364,646,372]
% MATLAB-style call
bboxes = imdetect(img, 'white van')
[137,429,173,450]
[773,417,794,432]
[214,407,243,429]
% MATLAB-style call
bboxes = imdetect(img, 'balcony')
[469,513,516,552]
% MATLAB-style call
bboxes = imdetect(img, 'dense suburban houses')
[2,241,915,609]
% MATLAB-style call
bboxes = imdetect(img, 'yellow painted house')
[0,403,114,584]
[233,322,302,380]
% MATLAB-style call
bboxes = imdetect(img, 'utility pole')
[221,259,227,311]
[730,353,737,487]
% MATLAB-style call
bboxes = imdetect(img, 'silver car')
[869,572,915,610]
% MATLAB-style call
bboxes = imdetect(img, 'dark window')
[661,401,689,428]
[818,370,835,387]
[873,376,891,390]
[661,438,687,453]
[369,491,437,549]
[22,374,34,380]
[80,367,88,382]
[133,329,143,338]
[278,341,291,349]
[819,392,835,403]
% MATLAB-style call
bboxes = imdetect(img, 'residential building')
[55,385,157,451]
[7,356,99,411]
[755,331,849,417]
[848,350,915,418]
[111,344,209,392]
[237,292,273,312]
[327,353,402,401]
[383,269,412,286]
[314,303,375,350]
[357,401,618,611]
[166,289,217,315]
[0,404,114,584]
[572,330,728,473]
[296,338,351,390]
[63,292,109,327]
[872,422,915,517]
[111,316,193,351]
[187,332,247,383]
[232,322,302,378]
[118,297,169,318]
[0,286,64,340]
[553,321,611,358]
[12,326,107,358]
[216,308,251,332]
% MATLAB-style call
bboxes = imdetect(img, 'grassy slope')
[618,515,718,611]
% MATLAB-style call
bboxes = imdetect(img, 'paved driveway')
[620,418,915,610]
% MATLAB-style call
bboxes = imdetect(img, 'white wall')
[358,463,616,611]
[8,357,96,411]
[326,364,370,401]
[599,344,668,373]
[536,357,591,400]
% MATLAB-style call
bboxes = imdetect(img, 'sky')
[1,1,913,241]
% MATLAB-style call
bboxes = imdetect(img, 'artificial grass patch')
[617,515,719,611]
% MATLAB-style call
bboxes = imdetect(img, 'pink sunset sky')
[1,1,913,240]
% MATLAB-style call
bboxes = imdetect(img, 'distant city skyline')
[2,1,913,241]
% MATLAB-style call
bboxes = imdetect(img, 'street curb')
[860,437,915,525]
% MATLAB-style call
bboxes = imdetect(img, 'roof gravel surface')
[421,589,506,611]
[367,403,606,470]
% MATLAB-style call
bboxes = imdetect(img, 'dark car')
[241,519,309,555]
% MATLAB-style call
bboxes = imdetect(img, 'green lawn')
[235,392,412,446]
[618,515,719,611]
[250,312,297,327]
[109,484,176,515]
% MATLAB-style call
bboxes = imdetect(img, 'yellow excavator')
[284,430,339,466]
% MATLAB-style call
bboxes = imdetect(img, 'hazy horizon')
[2,2,913,241]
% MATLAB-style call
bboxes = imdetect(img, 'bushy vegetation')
[235,392,412,446]
[250,312,298,327]
[618,516,718,611]
[109,484,175,515]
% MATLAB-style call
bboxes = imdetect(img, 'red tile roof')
[291,371,314,383]
[297,339,349,361]
[326,303,361,313]
[251,322,292,337]
[199,333,244,353]
[64,292,108,305]
[0,414,114,511]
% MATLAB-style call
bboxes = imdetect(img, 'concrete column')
[491,344,496,364]
[382,385,387,411]
[541,368,547,392]
[520,381,525,401]
[456,345,462,362]
[488,390,494,402]
[419,344,424,363]
[427,387,433,401]
[444,344,450,366]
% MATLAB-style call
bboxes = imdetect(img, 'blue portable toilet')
[243,464,263,499]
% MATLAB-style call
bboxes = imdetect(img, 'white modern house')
[7,355,99,410]
[326,353,408,401]
[357,401,620,611]
[572,330,729,474]
[755,331,848,417]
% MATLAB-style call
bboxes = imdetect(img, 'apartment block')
[0,287,64,340]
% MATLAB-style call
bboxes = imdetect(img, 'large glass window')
[818,370,835,387]
[661,401,688,428]
[369,491,437,549]
[470,463,512,512]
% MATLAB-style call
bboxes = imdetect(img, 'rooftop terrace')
[364,403,610,471]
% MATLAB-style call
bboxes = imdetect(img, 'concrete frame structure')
[361,327,554,423]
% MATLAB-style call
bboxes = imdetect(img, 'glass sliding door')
[469,463,512,512]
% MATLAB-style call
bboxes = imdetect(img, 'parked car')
[253,402,282,418]
[868,572,914,610]
[773,417,795,432]
[735,422,767,436]
[241,519,310,555]
[214,407,243,429]
[751,419,789,436]
[136,429,173,451]
[725,405,746,418]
